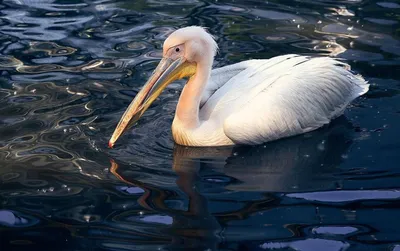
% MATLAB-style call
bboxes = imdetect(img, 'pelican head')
[109,26,218,148]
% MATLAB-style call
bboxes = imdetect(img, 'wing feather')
[200,55,368,145]
[200,61,248,107]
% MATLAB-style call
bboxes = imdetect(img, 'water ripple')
[287,189,400,203]
[0,0,399,250]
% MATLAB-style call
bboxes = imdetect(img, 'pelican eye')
[175,47,180,52]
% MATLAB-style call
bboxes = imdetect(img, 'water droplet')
[48,187,54,192]
[139,211,144,216]
[233,152,238,156]
[67,188,71,192]
[304,154,310,158]
[83,215,92,222]
[61,184,67,188]
[317,140,325,151]
[317,20,322,24]
[347,26,353,31]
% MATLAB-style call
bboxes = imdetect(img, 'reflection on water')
[0,0,400,250]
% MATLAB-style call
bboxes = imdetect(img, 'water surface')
[1,0,400,250]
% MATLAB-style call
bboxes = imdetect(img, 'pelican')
[109,26,369,147]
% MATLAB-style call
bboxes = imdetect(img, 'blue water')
[0,0,400,250]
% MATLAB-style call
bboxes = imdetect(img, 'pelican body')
[109,26,369,147]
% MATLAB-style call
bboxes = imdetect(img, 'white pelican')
[109,26,369,147]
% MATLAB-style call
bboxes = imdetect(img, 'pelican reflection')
[109,119,354,250]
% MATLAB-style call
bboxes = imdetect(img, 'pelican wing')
[202,55,369,145]
[200,62,248,107]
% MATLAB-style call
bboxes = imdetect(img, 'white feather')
[193,55,369,145]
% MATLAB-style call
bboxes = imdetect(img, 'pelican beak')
[109,57,196,148]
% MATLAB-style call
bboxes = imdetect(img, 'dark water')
[0,0,400,250]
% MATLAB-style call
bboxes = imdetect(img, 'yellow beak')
[109,57,196,148]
